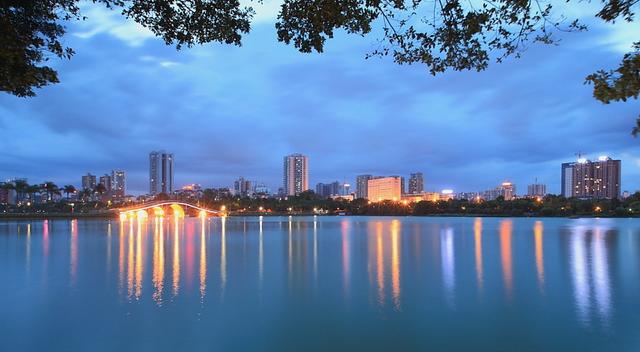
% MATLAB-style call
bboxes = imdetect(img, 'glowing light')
[127,211,136,219]
[170,204,185,218]
[441,189,454,195]
[136,210,148,219]
[598,155,609,161]
[199,210,207,219]
[220,205,226,211]
[153,207,164,217]
[577,158,588,164]
[595,206,602,212]
[119,213,127,221]
[258,206,264,212]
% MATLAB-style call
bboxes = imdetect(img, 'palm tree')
[13,179,28,202]
[62,185,76,199]
[40,181,59,202]
[25,184,40,204]
[80,188,92,202]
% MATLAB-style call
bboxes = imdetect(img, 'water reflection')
[534,221,544,292]
[500,220,513,300]
[441,227,455,307]
[33,215,619,334]
[152,218,165,306]
[569,224,614,328]
[474,218,483,291]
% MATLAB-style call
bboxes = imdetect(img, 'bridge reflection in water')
[119,201,225,221]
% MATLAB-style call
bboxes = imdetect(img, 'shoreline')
[0,212,638,220]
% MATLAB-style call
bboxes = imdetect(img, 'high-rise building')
[571,156,621,199]
[527,183,547,197]
[367,176,402,201]
[234,177,252,197]
[561,162,575,197]
[500,182,516,200]
[316,181,341,197]
[149,151,174,195]
[283,153,309,196]
[99,174,112,193]
[356,174,372,199]
[111,170,126,198]
[408,172,424,194]
[82,173,96,190]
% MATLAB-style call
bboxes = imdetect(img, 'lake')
[1,216,639,351]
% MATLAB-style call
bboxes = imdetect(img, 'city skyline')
[0,5,639,194]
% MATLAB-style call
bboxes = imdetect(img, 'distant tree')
[40,181,59,202]
[94,183,107,200]
[79,188,93,201]
[155,192,170,201]
[25,184,40,203]
[62,185,76,199]
[13,179,29,201]
[1,1,638,133]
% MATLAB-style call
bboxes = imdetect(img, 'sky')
[0,1,639,195]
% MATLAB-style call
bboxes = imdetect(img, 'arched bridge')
[118,200,226,220]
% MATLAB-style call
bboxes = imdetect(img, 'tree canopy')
[1,0,638,132]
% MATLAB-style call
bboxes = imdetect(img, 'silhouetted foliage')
[1,1,638,131]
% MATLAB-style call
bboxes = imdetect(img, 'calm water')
[1,216,639,351]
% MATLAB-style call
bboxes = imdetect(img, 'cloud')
[72,5,155,47]
[0,4,638,195]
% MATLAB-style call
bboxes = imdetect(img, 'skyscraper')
[408,172,424,194]
[81,173,96,190]
[149,151,174,195]
[571,156,621,199]
[356,174,372,199]
[561,162,575,197]
[111,170,126,198]
[527,183,547,197]
[99,174,112,193]
[500,182,516,200]
[283,153,309,196]
[234,177,252,197]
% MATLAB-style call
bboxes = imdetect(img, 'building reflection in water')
[474,218,483,291]
[313,217,318,283]
[152,218,165,306]
[570,225,614,328]
[534,221,544,292]
[341,220,350,297]
[42,219,49,258]
[200,218,206,302]
[135,218,144,300]
[127,220,135,300]
[500,220,513,300]
[369,221,385,307]
[220,217,226,294]
[70,219,78,285]
[172,219,180,297]
[259,216,264,286]
[390,219,401,311]
[441,227,455,308]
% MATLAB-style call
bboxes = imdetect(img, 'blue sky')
[0,1,638,195]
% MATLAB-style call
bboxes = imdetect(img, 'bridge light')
[199,210,207,219]
[220,205,226,212]
[170,204,185,218]
[137,210,148,219]
[127,211,136,219]
[153,207,164,217]
[119,213,127,221]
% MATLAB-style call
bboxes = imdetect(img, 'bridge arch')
[119,201,225,220]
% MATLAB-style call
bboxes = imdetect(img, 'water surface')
[1,216,639,351]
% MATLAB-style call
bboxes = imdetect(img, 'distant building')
[356,174,373,199]
[561,162,575,197]
[500,182,516,200]
[408,172,424,194]
[367,176,402,201]
[234,177,252,197]
[283,153,309,196]
[253,183,270,197]
[316,181,342,198]
[149,151,174,195]
[391,175,406,195]
[527,183,547,197]
[483,182,516,201]
[0,182,16,205]
[99,174,112,194]
[571,156,621,199]
[82,173,96,190]
[111,170,126,198]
